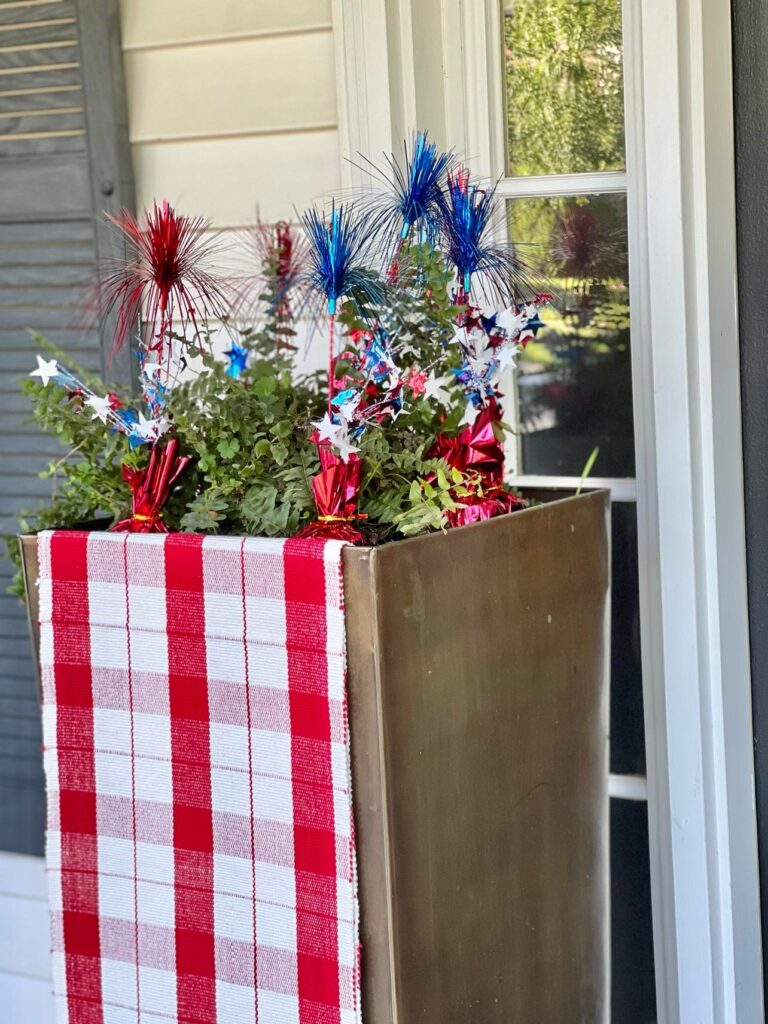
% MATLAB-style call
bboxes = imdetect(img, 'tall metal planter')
[21,489,610,1024]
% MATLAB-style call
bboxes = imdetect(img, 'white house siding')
[0,4,344,1016]
[0,852,54,1021]
[119,0,342,228]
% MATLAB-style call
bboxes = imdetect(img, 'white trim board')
[627,0,763,1018]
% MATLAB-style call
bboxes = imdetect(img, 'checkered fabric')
[37,530,360,1024]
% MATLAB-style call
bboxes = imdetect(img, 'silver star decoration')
[497,307,527,341]
[315,412,338,445]
[29,355,60,386]
[423,372,453,406]
[334,431,360,463]
[496,343,519,370]
[85,394,112,423]
[336,398,360,424]
[135,411,169,441]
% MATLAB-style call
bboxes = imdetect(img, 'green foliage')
[6,245,500,596]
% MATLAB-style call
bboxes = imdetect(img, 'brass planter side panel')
[366,492,610,1024]
[343,548,397,1024]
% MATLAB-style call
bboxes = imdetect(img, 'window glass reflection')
[503,0,625,176]
[507,193,634,477]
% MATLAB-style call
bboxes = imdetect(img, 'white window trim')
[332,0,764,1020]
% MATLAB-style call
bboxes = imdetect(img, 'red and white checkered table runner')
[38,531,360,1024]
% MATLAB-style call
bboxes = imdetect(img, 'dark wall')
[732,0,768,995]
[0,0,134,855]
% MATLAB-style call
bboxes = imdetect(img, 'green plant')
[4,245,491,595]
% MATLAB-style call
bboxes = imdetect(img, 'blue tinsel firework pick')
[388,130,452,243]
[300,200,385,410]
[439,167,535,305]
[301,200,384,317]
[356,130,453,281]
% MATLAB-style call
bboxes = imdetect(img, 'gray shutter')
[0,0,134,854]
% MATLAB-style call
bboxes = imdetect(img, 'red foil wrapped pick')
[296,442,366,543]
[431,398,525,527]
[111,438,190,533]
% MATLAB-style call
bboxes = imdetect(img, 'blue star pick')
[225,343,248,379]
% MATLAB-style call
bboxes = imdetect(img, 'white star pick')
[135,411,161,440]
[423,372,452,405]
[29,355,60,386]
[334,431,360,463]
[85,394,112,423]
[497,307,526,340]
[496,343,519,370]
[315,412,339,445]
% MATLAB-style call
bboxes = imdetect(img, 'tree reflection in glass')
[503,0,625,177]
[507,193,634,477]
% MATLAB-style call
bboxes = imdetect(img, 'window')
[497,3,655,1020]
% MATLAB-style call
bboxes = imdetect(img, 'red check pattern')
[38,531,360,1024]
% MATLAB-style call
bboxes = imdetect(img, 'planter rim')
[17,487,609,554]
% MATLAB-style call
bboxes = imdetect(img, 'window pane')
[610,799,657,1024]
[507,192,634,477]
[503,0,625,176]
[610,503,645,775]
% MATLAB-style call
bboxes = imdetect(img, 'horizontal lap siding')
[119,0,341,226]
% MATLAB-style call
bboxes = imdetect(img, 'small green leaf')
[216,437,241,460]
[575,446,600,497]
[253,377,277,397]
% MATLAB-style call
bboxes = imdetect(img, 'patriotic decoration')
[24,130,547,546]
[100,199,229,361]
[39,530,360,1024]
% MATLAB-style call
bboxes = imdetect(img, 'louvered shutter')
[0,0,134,854]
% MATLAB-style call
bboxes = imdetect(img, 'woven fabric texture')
[37,530,359,1024]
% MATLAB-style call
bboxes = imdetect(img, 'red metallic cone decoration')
[111,438,190,534]
[296,440,366,543]
[431,398,525,527]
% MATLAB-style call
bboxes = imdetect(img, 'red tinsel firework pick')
[234,220,307,349]
[99,200,229,363]
[296,441,366,543]
[110,438,190,534]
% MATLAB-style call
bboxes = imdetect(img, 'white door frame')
[332,0,764,1020]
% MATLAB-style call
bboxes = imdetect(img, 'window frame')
[490,2,634,489]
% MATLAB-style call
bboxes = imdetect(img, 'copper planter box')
[21,489,610,1024]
